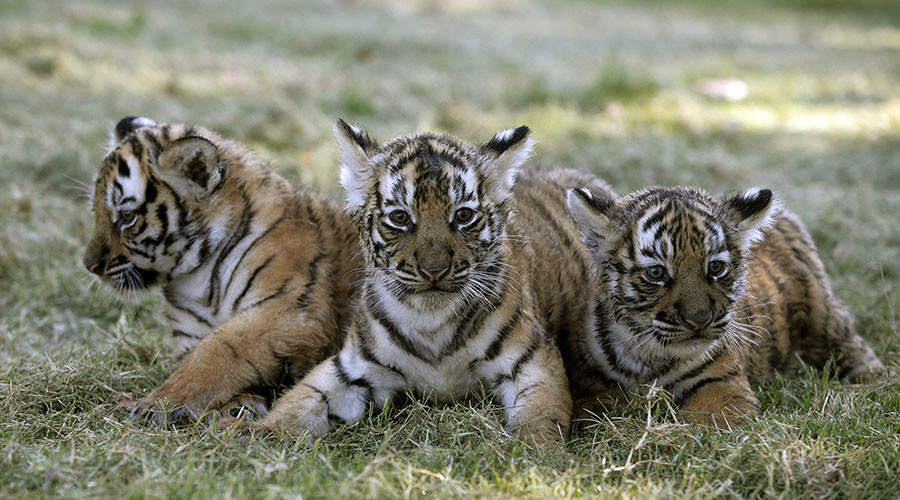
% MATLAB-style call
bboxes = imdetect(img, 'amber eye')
[454,207,475,225]
[708,260,727,278]
[643,265,668,282]
[118,210,137,230]
[388,210,410,227]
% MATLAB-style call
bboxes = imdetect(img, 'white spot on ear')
[334,121,376,214]
[132,117,156,128]
[567,187,617,263]
[733,187,780,251]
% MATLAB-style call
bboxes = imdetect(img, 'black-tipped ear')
[723,187,778,250]
[728,188,772,220]
[335,118,378,155]
[566,187,618,262]
[156,136,221,196]
[482,125,531,155]
[114,116,156,143]
[479,126,534,201]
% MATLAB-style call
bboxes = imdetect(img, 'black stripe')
[355,330,405,379]
[231,255,276,312]
[117,156,131,178]
[296,253,325,310]
[246,358,266,384]
[439,279,507,358]
[641,204,669,232]
[482,308,522,362]
[172,329,201,339]
[207,194,254,311]
[667,344,725,387]
[165,299,213,328]
[223,341,240,358]
[675,369,741,407]
[494,334,542,386]
[248,277,291,309]
[123,243,153,260]
[366,292,433,362]
[334,355,374,394]
[594,305,640,378]
[222,214,287,300]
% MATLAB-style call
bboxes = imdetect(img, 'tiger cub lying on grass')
[565,185,884,427]
[83,117,362,424]
[223,121,612,448]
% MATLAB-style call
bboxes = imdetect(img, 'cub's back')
[511,168,614,347]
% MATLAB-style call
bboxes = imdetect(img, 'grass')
[1,0,898,497]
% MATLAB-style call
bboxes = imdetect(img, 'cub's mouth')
[100,265,160,296]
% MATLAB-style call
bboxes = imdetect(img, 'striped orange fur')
[83,117,363,423]
[566,185,884,427]
[224,122,612,448]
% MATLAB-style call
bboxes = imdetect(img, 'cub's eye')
[708,260,727,278]
[454,207,475,225]
[387,210,410,227]
[643,265,668,283]
[118,210,137,229]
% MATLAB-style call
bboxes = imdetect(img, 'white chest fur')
[368,283,509,400]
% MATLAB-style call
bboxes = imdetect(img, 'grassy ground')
[2,0,899,497]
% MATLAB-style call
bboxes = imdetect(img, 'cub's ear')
[722,187,778,250]
[480,126,534,201]
[113,116,156,143]
[156,136,221,197]
[334,118,379,214]
[566,187,618,262]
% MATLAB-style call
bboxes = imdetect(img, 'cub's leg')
[571,382,627,425]
[133,302,335,425]
[803,304,883,383]
[774,214,883,383]
[246,333,405,440]
[677,352,758,428]
[493,340,573,448]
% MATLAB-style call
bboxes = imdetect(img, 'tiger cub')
[83,116,362,424]
[225,122,612,447]
[565,185,884,426]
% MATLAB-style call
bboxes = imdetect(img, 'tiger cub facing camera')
[83,117,362,423]
[565,185,884,426]
[224,121,614,448]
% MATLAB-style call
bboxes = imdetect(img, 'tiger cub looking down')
[83,116,362,424]
[565,185,884,427]
[225,121,612,447]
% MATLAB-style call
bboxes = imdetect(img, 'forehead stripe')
[117,156,131,178]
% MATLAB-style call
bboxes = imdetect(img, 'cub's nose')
[83,253,106,275]
[418,261,450,282]
[679,310,713,331]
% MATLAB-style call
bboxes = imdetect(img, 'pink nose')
[680,311,712,331]
[419,264,449,282]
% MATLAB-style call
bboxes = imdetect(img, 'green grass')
[1,0,899,497]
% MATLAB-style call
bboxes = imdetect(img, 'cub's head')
[83,116,225,299]
[567,186,778,357]
[334,119,534,310]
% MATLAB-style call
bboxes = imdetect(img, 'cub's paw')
[130,384,213,426]
[217,392,269,421]
[681,394,758,428]
[212,416,262,443]
[842,358,885,384]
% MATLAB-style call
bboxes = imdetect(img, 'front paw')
[218,392,269,421]
[681,393,757,428]
[842,358,884,384]
[212,416,262,443]
[130,386,211,426]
